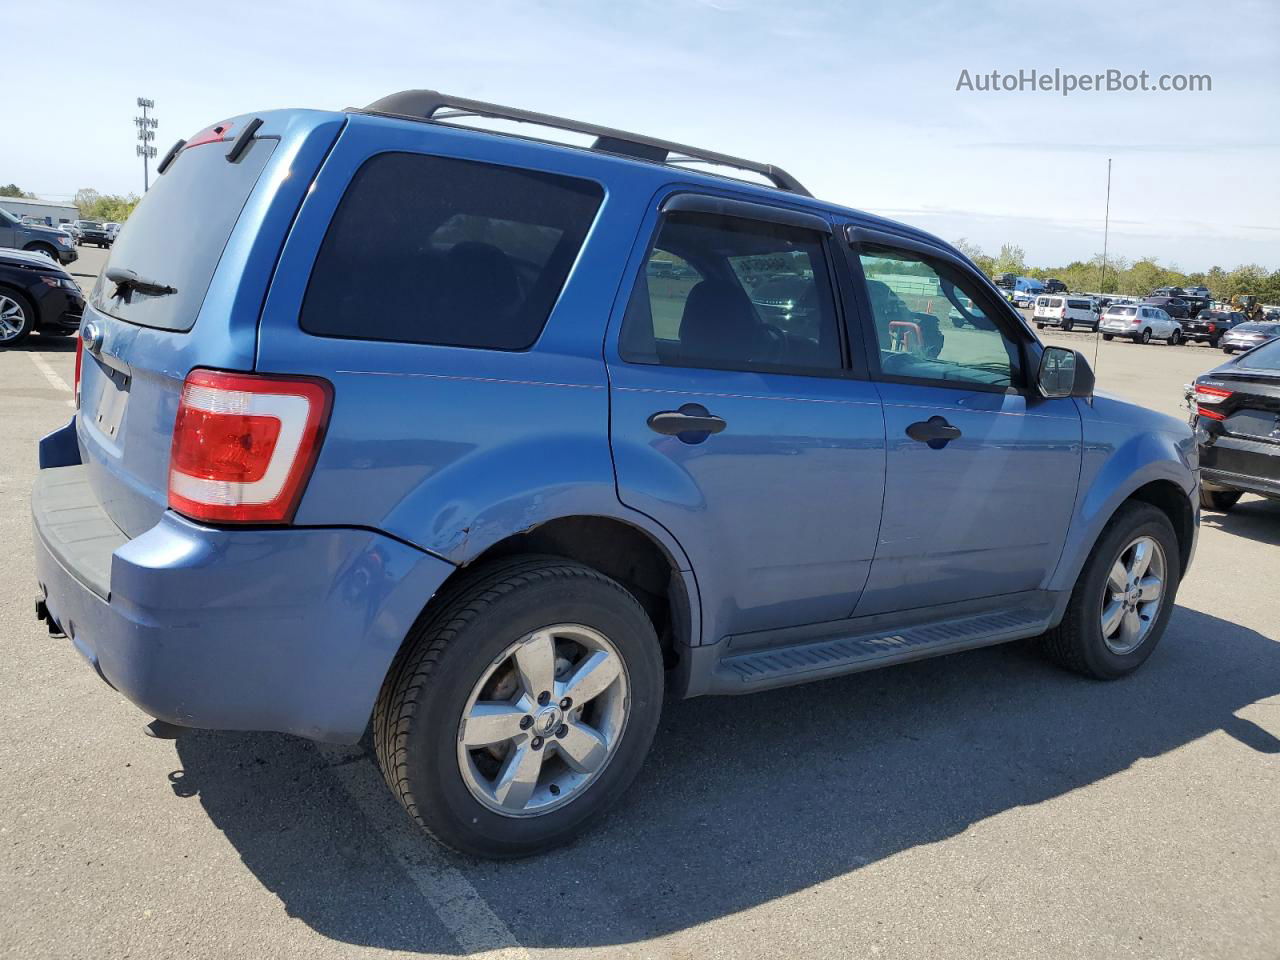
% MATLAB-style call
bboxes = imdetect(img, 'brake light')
[167,369,332,524]
[1207,322,1217,333]
[1194,383,1232,421]
[73,330,83,408]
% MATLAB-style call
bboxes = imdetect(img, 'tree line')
[0,184,140,224]
[955,239,1280,304]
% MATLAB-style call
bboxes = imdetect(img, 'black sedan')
[1189,337,1280,510]
[1142,296,1191,319]
[0,249,85,347]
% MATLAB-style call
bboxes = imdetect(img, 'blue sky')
[5,0,1277,270]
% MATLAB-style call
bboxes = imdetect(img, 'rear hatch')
[76,112,341,537]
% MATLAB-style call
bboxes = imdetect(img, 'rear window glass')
[1109,306,1137,316]
[300,152,603,350]
[91,138,277,332]
[1238,338,1280,368]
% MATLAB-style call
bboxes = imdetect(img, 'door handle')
[647,403,727,442]
[905,416,962,449]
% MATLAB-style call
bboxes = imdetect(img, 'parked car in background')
[105,222,122,241]
[31,90,1197,859]
[1189,336,1280,510]
[74,220,113,248]
[1180,309,1246,347]
[1033,295,1099,331]
[1043,278,1067,294]
[1151,286,1210,314]
[59,222,82,244]
[1100,303,1183,344]
[0,208,79,265]
[1142,296,1190,320]
[1220,321,1280,354]
[0,248,85,346]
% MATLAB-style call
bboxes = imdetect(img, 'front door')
[846,232,1083,616]
[607,196,886,642]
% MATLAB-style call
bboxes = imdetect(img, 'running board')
[709,608,1052,694]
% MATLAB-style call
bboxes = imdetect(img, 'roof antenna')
[1091,157,1112,402]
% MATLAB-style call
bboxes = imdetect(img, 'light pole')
[135,98,158,191]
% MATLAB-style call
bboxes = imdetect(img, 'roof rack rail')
[356,90,811,197]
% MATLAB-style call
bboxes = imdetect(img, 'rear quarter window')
[299,152,603,350]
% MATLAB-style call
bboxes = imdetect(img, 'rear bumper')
[1198,428,1280,500]
[32,436,455,743]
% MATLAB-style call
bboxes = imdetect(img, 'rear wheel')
[1040,502,1179,679]
[1062,320,1074,332]
[1138,329,1152,344]
[0,289,35,347]
[1200,488,1242,512]
[373,556,664,858]
[1102,334,1114,341]
[1035,322,1045,330]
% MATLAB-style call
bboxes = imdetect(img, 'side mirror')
[1038,346,1095,399]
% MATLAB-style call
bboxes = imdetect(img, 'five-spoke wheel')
[1100,536,1165,655]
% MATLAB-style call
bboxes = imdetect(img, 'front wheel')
[0,289,35,347]
[1102,334,1114,341]
[1200,488,1242,512]
[373,557,664,858]
[1169,329,1182,345]
[1040,502,1180,679]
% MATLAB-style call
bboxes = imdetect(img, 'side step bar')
[707,608,1052,695]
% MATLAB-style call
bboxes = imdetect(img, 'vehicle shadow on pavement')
[171,604,1279,953]
[1200,496,1280,547]
[5,335,78,353]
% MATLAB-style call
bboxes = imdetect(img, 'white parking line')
[27,351,75,408]
[316,743,530,959]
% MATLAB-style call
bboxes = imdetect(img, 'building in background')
[0,196,78,226]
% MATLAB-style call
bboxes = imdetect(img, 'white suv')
[1099,304,1182,345]
[1033,296,1099,332]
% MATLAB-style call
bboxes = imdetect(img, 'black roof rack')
[356,90,811,197]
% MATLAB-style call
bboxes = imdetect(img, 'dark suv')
[32,90,1198,858]
[0,208,79,264]
[74,220,113,248]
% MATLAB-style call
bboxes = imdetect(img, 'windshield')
[78,221,103,229]
[91,137,276,331]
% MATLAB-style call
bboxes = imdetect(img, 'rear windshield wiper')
[105,267,177,297]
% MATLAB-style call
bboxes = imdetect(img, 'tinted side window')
[301,153,603,349]
[857,244,1021,390]
[620,211,842,373]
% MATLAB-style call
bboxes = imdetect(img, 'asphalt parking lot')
[1,253,1277,960]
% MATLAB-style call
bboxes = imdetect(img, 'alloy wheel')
[1100,535,1166,655]
[457,623,630,817]
[0,295,27,343]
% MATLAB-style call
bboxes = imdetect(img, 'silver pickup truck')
[0,208,78,264]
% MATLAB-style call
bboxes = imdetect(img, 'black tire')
[0,287,36,347]
[1209,336,1220,348]
[1102,334,1114,341]
[373,556,664,858]
[1062,320,1074,332]
[1200,488,1242,512]
[952,316,965,329]
[1035,322,1045,330]
[1040,501,1180,680]
[1223,347,1234,354]
[1169,329,1182,345]
[1138,329,1152,344]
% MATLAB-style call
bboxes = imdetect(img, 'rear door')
[607,193,886,642]
[75,113,342,536]
[844,227,1082,616]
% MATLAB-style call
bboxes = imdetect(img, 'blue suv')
[32,91,1198,857]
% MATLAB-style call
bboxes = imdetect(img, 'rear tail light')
[73,330,83,408]
[1194,383,1232,421]
[167,369,333,524]
[1207,322,1217,333]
